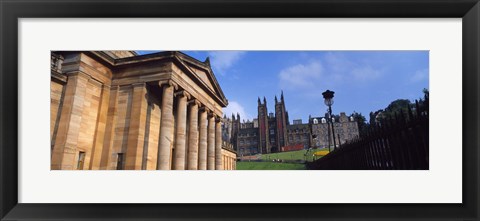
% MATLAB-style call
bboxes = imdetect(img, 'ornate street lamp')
[322,90,337,150]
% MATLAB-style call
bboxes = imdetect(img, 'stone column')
[157,81,176,170]
[222,156,227,170]
[89,84,111,169]
[207,114,216,170]
[198,108,208,170]
[215,118,223,170]
[100,86,119,169]
[227,156,232,170]
[51,72,89,170]
[173,91,189,170]
[187,100,200,170]
[125,83,148,170]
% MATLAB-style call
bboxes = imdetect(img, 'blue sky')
[137,51,429,122]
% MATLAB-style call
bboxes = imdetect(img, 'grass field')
[236,161,306,170]
[260,148,328,162]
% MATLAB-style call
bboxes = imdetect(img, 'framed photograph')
[1,0,479,220]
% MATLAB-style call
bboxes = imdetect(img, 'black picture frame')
[1,0,479,220]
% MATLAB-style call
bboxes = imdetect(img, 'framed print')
[1,0,479,220]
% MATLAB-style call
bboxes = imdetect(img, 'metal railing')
[306,97,428,170]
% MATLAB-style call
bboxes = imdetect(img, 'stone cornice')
[91,51,228,108]
[51,70,67,83]
[61,51,228,114]
[66,70,91,80]
[131,82,146,87]
[221,147,237,154]
[174,90,191,99]
[188,99,202,107]
[158,80,178,90]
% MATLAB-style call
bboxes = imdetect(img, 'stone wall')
[76,79,102,170]
[51,51,234,170]
[50,80,65,142]
[221,148,236,170]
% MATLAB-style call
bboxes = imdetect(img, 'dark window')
[77,151,85,170]
[116,153,125,170]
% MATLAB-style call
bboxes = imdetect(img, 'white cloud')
[324,52,353,73]
[410,68,429,83]
[279,61,323,90]
[277,53,387,101]
[223,101,251,120]
[324,53,383,82]
[208,51,246,75]
[351,66,382,81]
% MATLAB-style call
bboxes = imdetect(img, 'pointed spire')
[275,95,278,104]
[232,113,235,120]
[204,57,211,66]
[263,96,267,104]
[281,90,284,102]
[258,97,261,105]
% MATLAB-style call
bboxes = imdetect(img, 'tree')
[351,112,368,136]
[382,99,412,120]
[422,88,429,99]
[367,89,428,128]
[369,109,383,125]
[417,88,429,115]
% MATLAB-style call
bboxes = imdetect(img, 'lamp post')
[322,90,337,150]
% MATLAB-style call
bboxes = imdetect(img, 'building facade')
[310,112,360,148]
[51,51,236,170]
[285,122,312,151]
[222,93,360,155]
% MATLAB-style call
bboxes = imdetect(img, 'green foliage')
[422,88,429,98]
[351,111,367,136]
[383,99,412,118]
[365,89,428,130]
[369,110,382,125]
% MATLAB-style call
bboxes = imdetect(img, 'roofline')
[86,51,228,107]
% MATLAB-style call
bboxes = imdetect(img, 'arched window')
[313,118,319,124]
[331,117,335,122]
[350,116,354,121]
[321,118,326,124]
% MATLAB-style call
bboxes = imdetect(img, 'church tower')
[258,97,270,154]
[275,91,289,151]
[231,113,241,151]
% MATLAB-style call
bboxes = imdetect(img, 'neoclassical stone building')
[51,51,236,170]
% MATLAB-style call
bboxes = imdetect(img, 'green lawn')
[260,148,327,162]
[236,161,306,170]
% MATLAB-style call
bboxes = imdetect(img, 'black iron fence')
[306,97,429,170]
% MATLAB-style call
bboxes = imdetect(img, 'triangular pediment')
[173,52,228,107]
[189,66,215,92]
[108,51,229,107]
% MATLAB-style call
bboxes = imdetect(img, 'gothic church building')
[223,92,360,156]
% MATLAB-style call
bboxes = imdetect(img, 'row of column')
[223,155,236,170]
[156,81,224,170]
